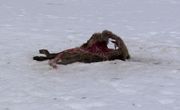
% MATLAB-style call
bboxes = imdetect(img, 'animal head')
[102,30,113,38]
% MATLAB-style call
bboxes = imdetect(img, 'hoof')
[33,56,47,61]
[39,49,50,55]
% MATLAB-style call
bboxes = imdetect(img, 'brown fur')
[33,30,130,68]
[102,30,130,60]
[81,32,108,48]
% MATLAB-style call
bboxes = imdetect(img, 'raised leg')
[33,49,58,61]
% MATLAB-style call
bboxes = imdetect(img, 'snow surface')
[0,0,180,110]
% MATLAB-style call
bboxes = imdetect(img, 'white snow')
[0,0,180,110]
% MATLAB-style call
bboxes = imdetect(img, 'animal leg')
[33,49,59,61]
[49,52,64,68]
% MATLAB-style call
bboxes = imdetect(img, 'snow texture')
[0,0,180,110]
